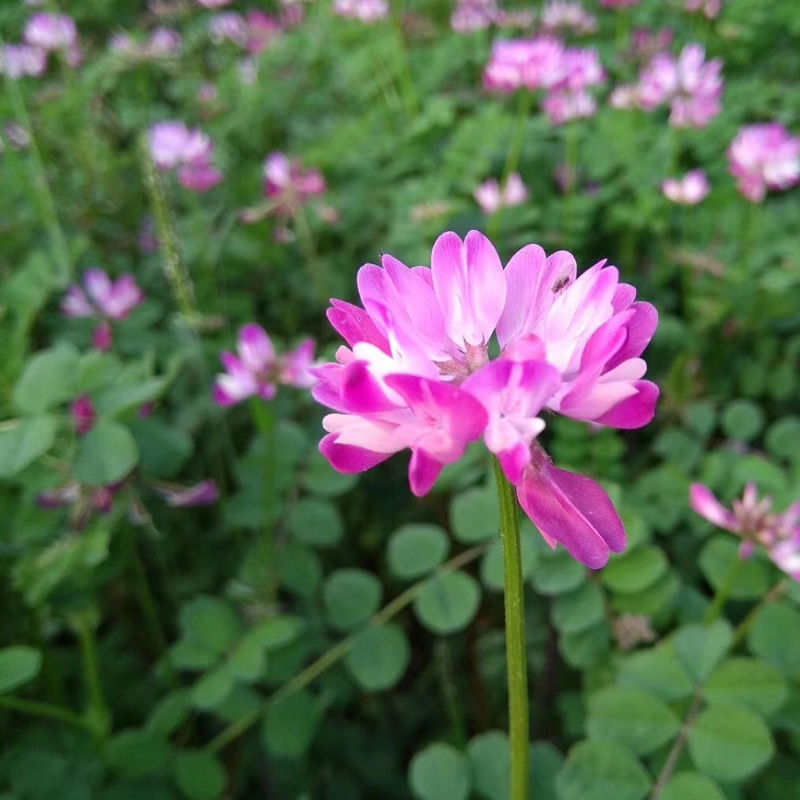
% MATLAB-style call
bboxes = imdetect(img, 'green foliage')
[0,647,42,694]
[387,523,449,580]
[409,743,470,800]
[413,571,481,634]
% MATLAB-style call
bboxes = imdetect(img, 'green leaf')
[698,536,770,600]
[765,416,800,461]
[227,635,267,683]
[556,741,651,800]
[74,418,139,486]
[94,377,167,417]
[190,667,234,710]
[277,541,322,599]
[602,547,667,594]
[467,731,509,800]
[552,582,605,635]
[262,690,318,759]
[0,646,42,694]
[146,690,191,736]
[286,498,343,548]
[248,615,303,650]
[170,638,218,671]
[688,703,774,781]
[450,487,499,543]
[0,416,57,478]
[721,399,765,442]
[173,751,226,800]
[302,452,358,496]
[529,742,563,800]
[345,623,410,691]
[587,686,681,755]
[748,602,800,674]
[611,571,679,617]
[13,345,79,414]
[409,742,470,800]
[659,772,725,800]
[323,569,382,632]
[104,730,172,778]
[704,658,788,717]
[674,620,732,685]
[414,571,480,634]
[559,620,611,669]
[388,524,450,580]
[530,550,585,595]
[179,597,243,655]
[129,418,192,479]
[617,644,694,702]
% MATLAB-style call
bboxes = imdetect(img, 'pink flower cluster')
[207,10,281,54]
[540,1,597,36]
[214,324,316,406]
[312,230,659,568]
[617,43,723,128]
[474,173,528,215]
[333,0,389,22]
[600,0,639,7]
[661,169,710,205]
[62,269,145,351]
[149,121,222,193]
[684,0,724,19]
[691,484,800,581]
[727,123,800,203]
[484,37,605,124]
[0,12,79,79]
[450,0,534,33]
[110,27,181,59]
[263,152,326,215]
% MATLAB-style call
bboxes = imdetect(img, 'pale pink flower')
[197,0,234,7]
[70,395,96,436]
[149,121,222,192]
[451,0,499,32]
[148,27,182,56]
[23,13,77,52]
[474,173,529,214]
[543,88,595,124]
[661,169,710,205]
[541,1,597,35]
[263,152,326,215]
[62,269,144,320]
[246,11,282,54]
[483,37,565,92]
[333,0,389,22]
[208,12,249,46]
[630,28,674,63]
[727,123,800,203]
[691,483,800,581]
[159,479,219,507]
[214,324,316,406]
[608,84,639,109]
[313,231,658,567]
[0,44,47,79]
[685,0,723,19]
[600,0,639,7]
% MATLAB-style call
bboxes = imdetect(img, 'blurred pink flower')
[159,479,219,507]
[214,324,316,406]
[208,12,249,45]
[661,169,710,205]
[450,0,500,32]
[474,173,528,214]
[0,44,46,79]
[333,0,389,22]
[631,28,674,62]
[684,0,724,18]
[23,13,77,51]
[70,394,96,436]
[149,121,222,192]
[197,0,234,7]
[543,88,595,124]
[728,123,800,202]
[263,152,326,214]
[110,28,181,59]
[541,1,597,35]
[600,0,639,7]
[691,483,800,581]
[245,10,282,53]
[313,231,658,567]
[483,37,565,92]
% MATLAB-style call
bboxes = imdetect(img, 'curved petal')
[594,380,659,428]
[689,483,737,531]
[320,434,392,473]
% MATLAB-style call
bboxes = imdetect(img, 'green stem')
[739,201,760,275]
[703,556,745,625]
[204,542,489,755]
[389,5,418,117]
[563,123,580,243]
[2,51,71,285]
[489,90,533,239]
[292,203,328,303]
[493,459,530,800]
[75,618,111,740]
[731,578,789,647]
[0,696,90,731]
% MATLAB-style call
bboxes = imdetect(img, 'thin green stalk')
[292,203,328,303]
[389,4,418,117]
[204,542,489,755]
[139,136,198,322]
[731,578,789,647]
[75,618,111,740]
[703,556,745,625]
[493,458,530,800]
[0,696,90,731]
[563,123,580,243]
[2,53,71,285]
[739,201,760,275]
[489,90,534,239]
[250,398,279,605]
[435,639,467,747]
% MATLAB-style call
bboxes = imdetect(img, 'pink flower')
[148,27,182,56]
[684,0,724,18]
[70,394,96,435]
[312,231,658,567]
[197,0,234,6]
[451,0,500,32]
[245,11,282,54]
[727,123,800,203]
[483,37,565,93]
[0,44,47,79]
[543,89,596,124]
[149,121,222,192]
[333,0,390,22]
[263,152,326,215]
[62,269,144,320]
[661,169,710,205]
[208,12,249,46]
[690,483,800,581]
[158,479,219,507]
[214,324,316,406]
[23,13,77,51]
[541,2,598,35]
[600,0,639,7]
[474,173,528,214]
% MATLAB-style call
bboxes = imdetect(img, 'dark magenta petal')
[595,380,659,429]
[319,434,391,473]
[408,448,444,497]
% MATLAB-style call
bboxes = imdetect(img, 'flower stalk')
[493,457,530,800]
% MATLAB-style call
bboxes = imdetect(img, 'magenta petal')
[320,434,391,473]
[517,461,625,569]
[498,442,531,486]
[341,361,398,413]
[607,302,659,369]
[408,448,444,497]
[689,483,737,531]
[595,380,659,429]
[327,299,390,352]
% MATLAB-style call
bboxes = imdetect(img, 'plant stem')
[731,578,789,648]
[204,542,489,755]
[492,458,530,800]
[703,556,744,625]
[389,6,418,117]
[292,203,328,304]
[0,696,90,731]
[649,688,703,800]
[75,617,111,740]
[563,122,580,243]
